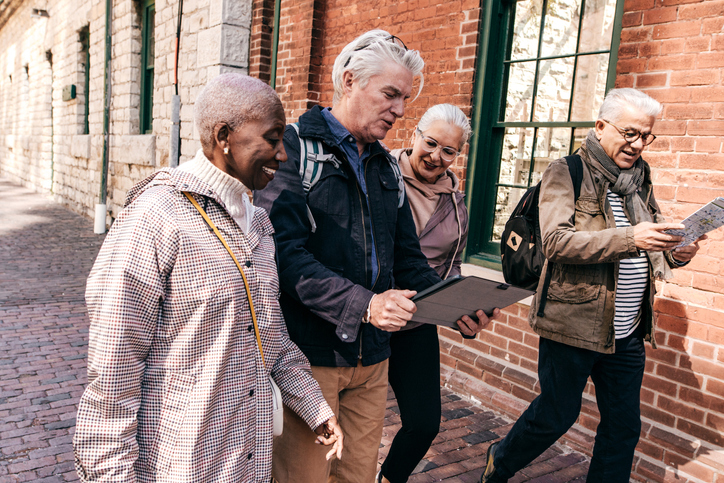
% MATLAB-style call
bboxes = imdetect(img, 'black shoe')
[480,441,501,483]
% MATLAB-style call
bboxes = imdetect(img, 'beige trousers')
[272,360,389,483]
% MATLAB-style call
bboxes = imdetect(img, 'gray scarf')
[583,129,647,225]
[581,130,672,280]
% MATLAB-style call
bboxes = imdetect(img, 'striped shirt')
[607,190,649,339]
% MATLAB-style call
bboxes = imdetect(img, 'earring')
[224,146,229,155]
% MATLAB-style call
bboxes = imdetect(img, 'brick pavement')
[0,176,590,483]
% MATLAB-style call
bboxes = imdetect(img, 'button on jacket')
[253,106,441,368]
[73,169,334,483]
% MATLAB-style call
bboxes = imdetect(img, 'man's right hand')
[368,290,417,332]
[633,222,685,252]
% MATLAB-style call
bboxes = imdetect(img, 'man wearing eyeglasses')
[254,30,496,483]
[480,88,704,483]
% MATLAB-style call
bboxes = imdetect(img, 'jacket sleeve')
[73,193,178,482]
[253,126,374,342]
[539,159,639,264]
[271,325,335,430]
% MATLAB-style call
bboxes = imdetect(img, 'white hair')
[332,30,424,105]
[418,104,472,150]
[598,88,662,122]
[194,73,283,153]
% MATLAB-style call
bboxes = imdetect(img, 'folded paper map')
[665,197,724,247]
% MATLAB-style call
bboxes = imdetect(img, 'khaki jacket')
[529,152,679,353]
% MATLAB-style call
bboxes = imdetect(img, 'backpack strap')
[536,154,584,317]
[386,154,406,209]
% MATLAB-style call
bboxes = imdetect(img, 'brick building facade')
[253,1,724,482]
[0,0,722,481]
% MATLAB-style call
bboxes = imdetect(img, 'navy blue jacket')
[254,106,441,367]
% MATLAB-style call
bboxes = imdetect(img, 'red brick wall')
[614,1,724,481]
[250,1,724,481]
[249,0,275,83]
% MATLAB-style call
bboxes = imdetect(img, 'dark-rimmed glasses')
[603,119,657,146]
[344,35,408,67]
[416,128,459,162]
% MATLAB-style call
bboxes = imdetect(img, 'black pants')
[491,327,646,483]
[380,324,441,483]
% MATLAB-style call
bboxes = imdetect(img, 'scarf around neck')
[581,130,672,280]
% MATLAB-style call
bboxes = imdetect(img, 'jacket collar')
[298,105,389,159]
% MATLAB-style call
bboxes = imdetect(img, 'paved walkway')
[0,177,589,483]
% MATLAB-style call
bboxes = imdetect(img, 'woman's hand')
[314,416,344,461]
[456,308,501,337]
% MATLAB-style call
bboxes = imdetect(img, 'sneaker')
[480,441,500,482]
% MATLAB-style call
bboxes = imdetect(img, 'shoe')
[480,441,500,482]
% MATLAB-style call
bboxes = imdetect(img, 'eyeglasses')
[344,35,408,67]
[603,120,657,146]
[416,128,459,162]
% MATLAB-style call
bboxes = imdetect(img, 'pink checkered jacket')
[74,169,334,482]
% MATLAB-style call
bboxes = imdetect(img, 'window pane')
[572,127,588,152]
[579,0,617,53]
[499,128,535,185]
[146,7,155,69]
[540,0,582,58]
[534,127,572,183]
[509,0,543,61]
[503,61,536,122]
[493,186,529,242]
[532,57,575,122]
[570,53,609,122]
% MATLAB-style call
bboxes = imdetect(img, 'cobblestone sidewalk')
[0,177,589,482]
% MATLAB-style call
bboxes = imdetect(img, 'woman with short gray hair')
[74,73,342,483]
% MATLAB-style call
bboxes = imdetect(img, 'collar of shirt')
[321,107,372,195]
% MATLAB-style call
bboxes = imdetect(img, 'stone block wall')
[0,0,255,221]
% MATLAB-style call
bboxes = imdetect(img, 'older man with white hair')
[480,88,704,483]
[254,30,497,483]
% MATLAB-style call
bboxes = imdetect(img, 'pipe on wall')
[95,0,112,234]
[270,0,281,89]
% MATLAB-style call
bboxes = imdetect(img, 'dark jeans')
[491,327,646,483]
[380,324,441,483]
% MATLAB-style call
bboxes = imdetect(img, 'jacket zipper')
[355,183,367,361]
[365,162,382,290]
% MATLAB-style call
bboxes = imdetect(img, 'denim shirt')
[321,108,378,283]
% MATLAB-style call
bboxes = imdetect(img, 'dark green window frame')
[80,26,90,135]
[464,0,625,269]
[139,0,155,134]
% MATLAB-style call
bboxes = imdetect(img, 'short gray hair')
[194,73,283,152]
[332,30,424,105]
[418,104,472,150]
[598,88,662,122]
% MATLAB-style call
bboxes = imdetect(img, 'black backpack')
[500,155,583,310]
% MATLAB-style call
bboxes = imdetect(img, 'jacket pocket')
[150,372,196,474]
[546,280,599,304]
[574,197,607,232]
[379,170,400,227]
